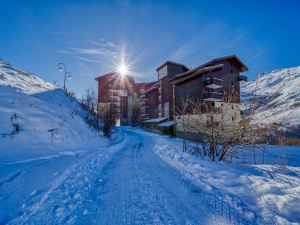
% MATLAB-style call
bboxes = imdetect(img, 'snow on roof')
[158,121,176,127]
[171,64,224,85]
[143,117,168,123]
[156,60,190,71]
[174,64,224,79]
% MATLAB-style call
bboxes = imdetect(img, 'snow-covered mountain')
[0,60,106,163]
[0,60,56,94]
[241,66,300,126]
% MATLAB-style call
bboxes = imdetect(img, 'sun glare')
[118,63,128,76]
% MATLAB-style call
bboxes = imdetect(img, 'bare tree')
[81,87,97,113]
[176,97,191,152]
[81,87,101,131]
[175,79,272,162]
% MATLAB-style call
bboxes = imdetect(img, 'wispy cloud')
[74,56,100,63]
[246,49,265,64]
[58,39,120,63]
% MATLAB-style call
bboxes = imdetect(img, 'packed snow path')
[7,129,249,225]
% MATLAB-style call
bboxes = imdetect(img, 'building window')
[232,117,235,121]
[231,105,234,109]
[231,69,233,74]
[231,81,234,86]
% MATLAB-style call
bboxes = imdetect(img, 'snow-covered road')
[3,128,249,225]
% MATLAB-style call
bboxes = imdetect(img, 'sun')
[117,63,128,76]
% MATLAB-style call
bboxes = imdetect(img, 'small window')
[231,69,233,74]
[232,117,235,121]
[231,81,234,86]
[231,105,234,109]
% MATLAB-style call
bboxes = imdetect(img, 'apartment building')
[95,55,248,134]
[169,55,248,137]
[95,72,136,125]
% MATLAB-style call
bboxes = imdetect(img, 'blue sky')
[0,0,299,96]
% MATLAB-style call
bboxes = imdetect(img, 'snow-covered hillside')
[0,60,107,163]
[0,60,123,223]
[0,60,56,94]
[241,66,300,126]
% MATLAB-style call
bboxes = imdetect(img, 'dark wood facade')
[169,55,248,118]
[140,82,158,120]
[156,61,189,119]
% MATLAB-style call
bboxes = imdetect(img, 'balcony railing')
[202,92,223,102]
[238,75,248,83]
[204,76,223,89]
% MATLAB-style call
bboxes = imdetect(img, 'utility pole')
[57,63,72,92]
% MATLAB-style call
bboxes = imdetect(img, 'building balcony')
[203,92,223,102]
[204,76,223,89]
[238,75,248,83]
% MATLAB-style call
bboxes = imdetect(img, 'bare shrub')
[177,97,267,161]
[1,113,20,139]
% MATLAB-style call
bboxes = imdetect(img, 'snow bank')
[0,60,107,162]
[127,128,300,224]
[0,86,107,163]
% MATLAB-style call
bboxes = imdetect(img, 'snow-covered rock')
[241,66,300,126]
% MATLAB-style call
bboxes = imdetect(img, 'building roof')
[94,71,135,82]
[94,71,116,81]
[156,60,190,71]
[171,64,224,85]
[170,55,248,85]
[95,72,136,87]
[171,55,248,81]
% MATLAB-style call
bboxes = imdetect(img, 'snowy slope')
[0,60,114,223]
[241,66,300,125]
[0,60,107,163]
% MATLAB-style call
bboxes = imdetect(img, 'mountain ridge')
[241,66,300,126]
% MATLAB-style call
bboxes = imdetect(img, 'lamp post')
[57,63,72,92]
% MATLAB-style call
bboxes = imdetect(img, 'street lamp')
[57,62,72,92]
